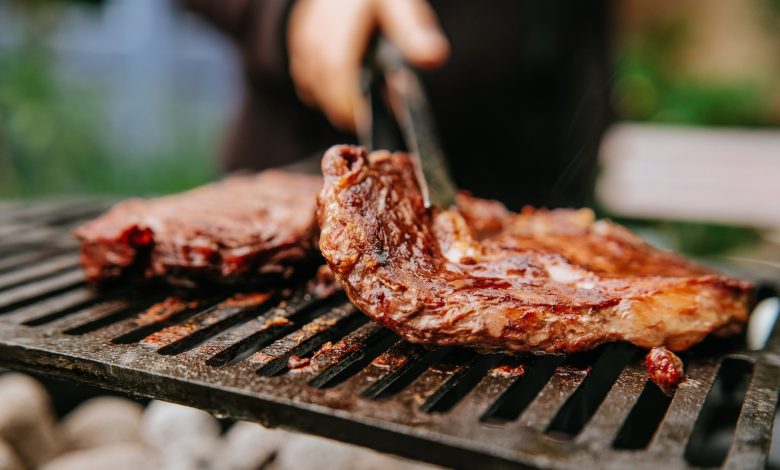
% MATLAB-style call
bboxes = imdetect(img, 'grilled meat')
[75,170,322,286]
[646,347,685,393]
[317,145,752,354]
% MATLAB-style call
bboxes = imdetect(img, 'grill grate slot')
[481,354,564,423]
[648,358,722,457]
[62,295,168,335]
[0,255,81,293]
[546,343,638,439]
[421,353,499,413]
[0,201,778,470]
[685,357,754,468]
[206,293,346,367]
[725,360,780,469]
[111,296,227,345]
[154,292,279,356]
[0,248,70,275]
[308,323,398,389]
[256,306,366,377]
[0,270,85,314]
[362,345,450,400]
[612,378,674,449]
[20,289,106,326]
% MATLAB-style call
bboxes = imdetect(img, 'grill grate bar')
[516,362,590,432]
[205,292,346,367]
[97,296,224,344]
[255,304,365,376]
[0,201,69,223]
[0,269,85,314]
[391,349,471,410]
[575,362,648,449]
[1,200,102,223]
[648,358,721,458]
[14,288,101,326]
[308,322,398,389]
[61,295,167,335]
[0,200,778,470]
[0,228,76,252]
[0,248,71,276]
[0,222,39,239]
[438,356,525,422]
[155,292,279,355]
[420,353,498,414]
[0,253,81,292]
[723,359,780,469]
[361,344,449,400]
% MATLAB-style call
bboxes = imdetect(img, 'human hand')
[288,0,449,131]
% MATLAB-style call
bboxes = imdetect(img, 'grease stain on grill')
[206,293,347,367]
[112,296,214,345]
[255,307,366,377]
[309,324,399,388]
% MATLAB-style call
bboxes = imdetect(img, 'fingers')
[288,0,374,130]
[288,0,448,131]
[376,0,449,69]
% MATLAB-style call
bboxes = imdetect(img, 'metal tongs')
[358,38,457,209]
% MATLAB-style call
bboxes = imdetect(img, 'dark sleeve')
[179,0,294,81]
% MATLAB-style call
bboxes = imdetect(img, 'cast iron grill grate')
[0,200,778,469]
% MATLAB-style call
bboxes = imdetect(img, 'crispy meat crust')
[317,145,753,354]
[75,170,323,286]
[646,347,685,392]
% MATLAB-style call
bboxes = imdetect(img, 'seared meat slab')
[318,146,752,354]
[76,170,322,286]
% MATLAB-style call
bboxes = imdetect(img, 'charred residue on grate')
[1,200,780,470]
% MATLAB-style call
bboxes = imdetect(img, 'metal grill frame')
[0,200,778,470]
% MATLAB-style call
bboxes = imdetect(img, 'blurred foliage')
[0,0,215,199]
[663,222,761,256]
[608,5,777,256]
[612,12,777,127]
[604,213,762,256]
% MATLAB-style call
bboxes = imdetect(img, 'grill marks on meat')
[75,170,322,286]
[317,145,753,354]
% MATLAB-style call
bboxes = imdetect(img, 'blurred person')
[181,0,610,209]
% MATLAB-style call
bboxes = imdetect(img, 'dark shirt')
[182,0,611,210]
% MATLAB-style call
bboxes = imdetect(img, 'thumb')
[376,0,449,69]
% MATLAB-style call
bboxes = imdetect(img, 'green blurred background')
[1,0,779,257]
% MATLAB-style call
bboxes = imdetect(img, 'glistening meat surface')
[317,145,752,354]
[76,170,322,286]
